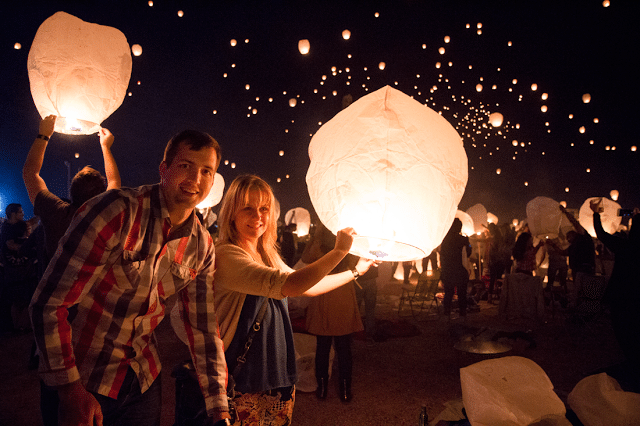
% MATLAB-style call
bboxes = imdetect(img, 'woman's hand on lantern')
[334,227,356,254]
[354,256,377,276]
[98,128,114,149]
[39,114,56,137]
[590,198,604,214]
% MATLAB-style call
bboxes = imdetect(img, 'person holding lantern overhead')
[29,130,231,426]
[211,174,374,424]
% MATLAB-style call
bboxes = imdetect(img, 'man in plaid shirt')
[30,130,231,426]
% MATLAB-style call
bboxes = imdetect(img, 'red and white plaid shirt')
[30,184,228,414]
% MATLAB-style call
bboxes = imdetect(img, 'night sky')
[1,0,638,227]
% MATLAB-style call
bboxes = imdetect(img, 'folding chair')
[398,270,441,319]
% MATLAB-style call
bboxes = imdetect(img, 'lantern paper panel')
[578,197,622,238]
[456,210,475,237]
[526,196,562,239]
[466,204,488,234]
[306,85,468,261]
[196,173,225,209]
[285,207,311,237]
[27,12,132,135]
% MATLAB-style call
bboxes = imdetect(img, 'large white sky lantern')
[284,207,311,237]
[27,12,132,135]
[196,173,225,210]
[526,196,562,239]
[578,197,622,238]
[466,204,488,234]
[306,85,468,261]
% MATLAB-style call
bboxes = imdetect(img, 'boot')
[339,378,352,403]
[316,377,328,400]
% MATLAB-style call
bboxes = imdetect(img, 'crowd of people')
[1,115,638,426]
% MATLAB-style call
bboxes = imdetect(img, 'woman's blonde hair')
[217,174,283,268]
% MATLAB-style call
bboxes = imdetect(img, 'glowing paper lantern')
[14,43,22,50]
[456,210,475,237]
[298,39,310,55]
[28,12,132,135]
[609,190,619,201]
[307,85,467,261]
[230,39,237,46]
[578,197,622,238]
[582,93,591,103]
[342,30,351,40]
[526,196,562,239]
[466,204,487,234]
[285,207,311,237]
[476,84,483,92]
[489,112,503,127]
[487,212,498,225]
[289,98,297,107]
[131,44,143,56]
[378,62,386,70]
[196,173,225,209]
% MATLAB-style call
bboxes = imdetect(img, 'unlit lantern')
[306,85,468,261]
[27,12,132,135]
[526,196,562,239]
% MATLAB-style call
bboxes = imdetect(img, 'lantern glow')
[196,173,225,209]
[27,12,132,135]
[489,112,503,127]
[578,197,621,237]
[526,196,562,239]
[285,207,311,237]
[298,39,310,55]
[306,86,467,261]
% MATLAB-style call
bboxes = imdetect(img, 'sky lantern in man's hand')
[285,207,311,237]
[27,12,132,135]
[196,173,225,209]
[578,197,622,237]
[526,196,562,239]
[306,85,468,261]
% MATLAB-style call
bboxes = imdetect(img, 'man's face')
[10,207,24,223]
[160,142,218,215]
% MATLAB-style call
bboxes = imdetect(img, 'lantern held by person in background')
[298,39,310,55]
[456,210,475,237]
[489,112,503,127]
[285,207,311,237]
[27,12,132,135]
[196,173,225,210]
[526,196,562,239]
[578,197,622,238]
[487,212,498,225]
[466,204,487,235]
[306,85,468,261]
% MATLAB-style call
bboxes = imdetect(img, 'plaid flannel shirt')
[30,184,228,414]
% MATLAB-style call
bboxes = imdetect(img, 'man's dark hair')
[163,130,221,169]
[70,166,107,207]
[5,203,22,218]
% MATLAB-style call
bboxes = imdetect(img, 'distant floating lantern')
[74,152,79,158]
[298,39,310,55]
[541,93,548,100]
[230,39,237,46]
[439,47,445,54]
[541,105,548,112]
[289,98,297,107]
[131,44,143,56]
[342,29,351,40]
[579,126,586,133]
[579,197,621,237]
[177,10,184,17]
[565,187,570,192]
[279,150,284,156]
[560,201,567,208]
[531,83,538,91]
[476,84,483,92]
[632,146,637,152]
[378,62,386,70]
[609,190,619,201]
[512,140,518,146]
[456,210,475,237]
[285,207,311,237]
[307,85,468,261]
[14,43,22,50]
[526,196,562,239]
[496,168,501,174]
[196,173,225,209]
[444,36,450,43]
[489,112,503,127]
[245,84,250,90]
[603,0,610,6]
[28,12,132,135]
[148,1,153,5]
[466,204,487,234]
[582,93,591,103]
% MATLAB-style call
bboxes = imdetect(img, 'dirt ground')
[0,268,630,426]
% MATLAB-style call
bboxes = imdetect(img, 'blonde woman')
[214,175,373,425]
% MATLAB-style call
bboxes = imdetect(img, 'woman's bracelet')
[36,134,50,141]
